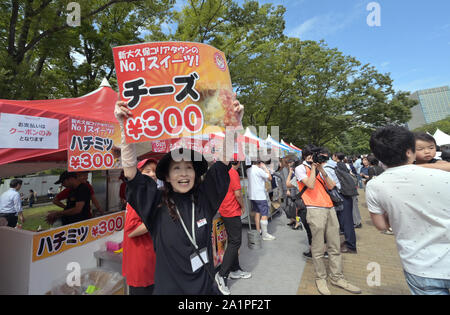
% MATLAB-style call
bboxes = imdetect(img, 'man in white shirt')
[367,125,450,295]
[247,161,275,240]
[0,179,25,227]
[353,156,363,189]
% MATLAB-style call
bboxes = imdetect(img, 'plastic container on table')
[50,268,124,295]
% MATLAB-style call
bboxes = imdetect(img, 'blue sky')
[240,0,450,93]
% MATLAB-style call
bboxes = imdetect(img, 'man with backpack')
[327,153,359,254]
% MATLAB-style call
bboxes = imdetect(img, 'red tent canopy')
[0,85,119,177]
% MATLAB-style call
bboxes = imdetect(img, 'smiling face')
[415,139,436,164]
[166,160,196,193]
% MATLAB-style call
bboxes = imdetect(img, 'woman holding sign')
[114,98,243,295]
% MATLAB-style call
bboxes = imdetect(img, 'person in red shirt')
[215,160,252,295]
[122,158,158,295]
[53,171,104,218]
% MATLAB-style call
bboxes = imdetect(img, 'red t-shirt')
[56,183,94,200]
[219,168,242,218]
[122,203,156,287]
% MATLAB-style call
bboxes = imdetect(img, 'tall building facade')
[407,86,450,130]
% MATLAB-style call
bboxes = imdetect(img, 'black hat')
[54,171,77,185]
[156,148,208,181]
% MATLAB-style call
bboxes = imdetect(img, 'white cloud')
[394,77,447,93]
[288,16,320,38]
[287,3,364,40]
[288,12,360,40]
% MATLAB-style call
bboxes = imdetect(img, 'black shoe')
[287,221,296,227]
[354,223,362,229]
[303,251,312,259]
[341,246,357,254]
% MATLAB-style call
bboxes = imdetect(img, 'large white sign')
[0,113,59,149]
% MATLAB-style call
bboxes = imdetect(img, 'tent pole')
[105,170,109,212]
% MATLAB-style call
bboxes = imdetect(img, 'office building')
[407,86,450,130]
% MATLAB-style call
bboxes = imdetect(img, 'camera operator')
[293,145,361,295]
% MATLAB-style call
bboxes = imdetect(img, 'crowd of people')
[116,119,449,295]
[1,98,449,296]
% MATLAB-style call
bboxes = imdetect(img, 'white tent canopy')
[433,128,450,146]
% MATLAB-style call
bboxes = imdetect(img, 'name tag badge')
[190,248,208,272]
[197,218,207,228]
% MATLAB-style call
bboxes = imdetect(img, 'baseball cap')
[54,171,77,185]
[137,158,159,170]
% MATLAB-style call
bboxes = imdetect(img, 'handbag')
[284,195,297,219]
[326,187,344,211]
[294,185,308,211]
[317,176,344,211]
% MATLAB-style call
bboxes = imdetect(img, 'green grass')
[21,204,63,231]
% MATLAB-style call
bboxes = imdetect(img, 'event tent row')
[432,128,450,146]
[0,81,302,177]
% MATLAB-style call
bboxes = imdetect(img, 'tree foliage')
[0,0,174,99]
[413,116,450,135]
[234,37,417,149]
[0,0,417,155]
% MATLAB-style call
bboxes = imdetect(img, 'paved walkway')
[220,189,411,295]
[229,210,308,295]
[296,189,411,295]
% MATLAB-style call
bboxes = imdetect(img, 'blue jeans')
[404,271,450,295]
[356,174,363,189]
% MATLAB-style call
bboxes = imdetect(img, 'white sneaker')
[215,272,230,295]
[229,270,252,280]
[262,233,276,241]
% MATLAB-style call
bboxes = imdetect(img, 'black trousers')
[336,195,357,251]
[129,284,154,295]
[298,208,312,246]
[0,213,18,228]
[219,216,242,278]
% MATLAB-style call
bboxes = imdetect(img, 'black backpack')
[325,162,358,197]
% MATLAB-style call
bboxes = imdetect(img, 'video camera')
[311,147,329,164]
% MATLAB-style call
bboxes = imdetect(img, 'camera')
[313,152,329,164]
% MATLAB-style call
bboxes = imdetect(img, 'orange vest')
[297,165,333,208]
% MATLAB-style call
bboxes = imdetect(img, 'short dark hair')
[302,144,328,160]
[367,154,379,166]
[10,179,22,188]
[414,132,437,146]
[302,144,317,159]
[370,125,415,167]
[441,149,450,162]
[335,152,346,161]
